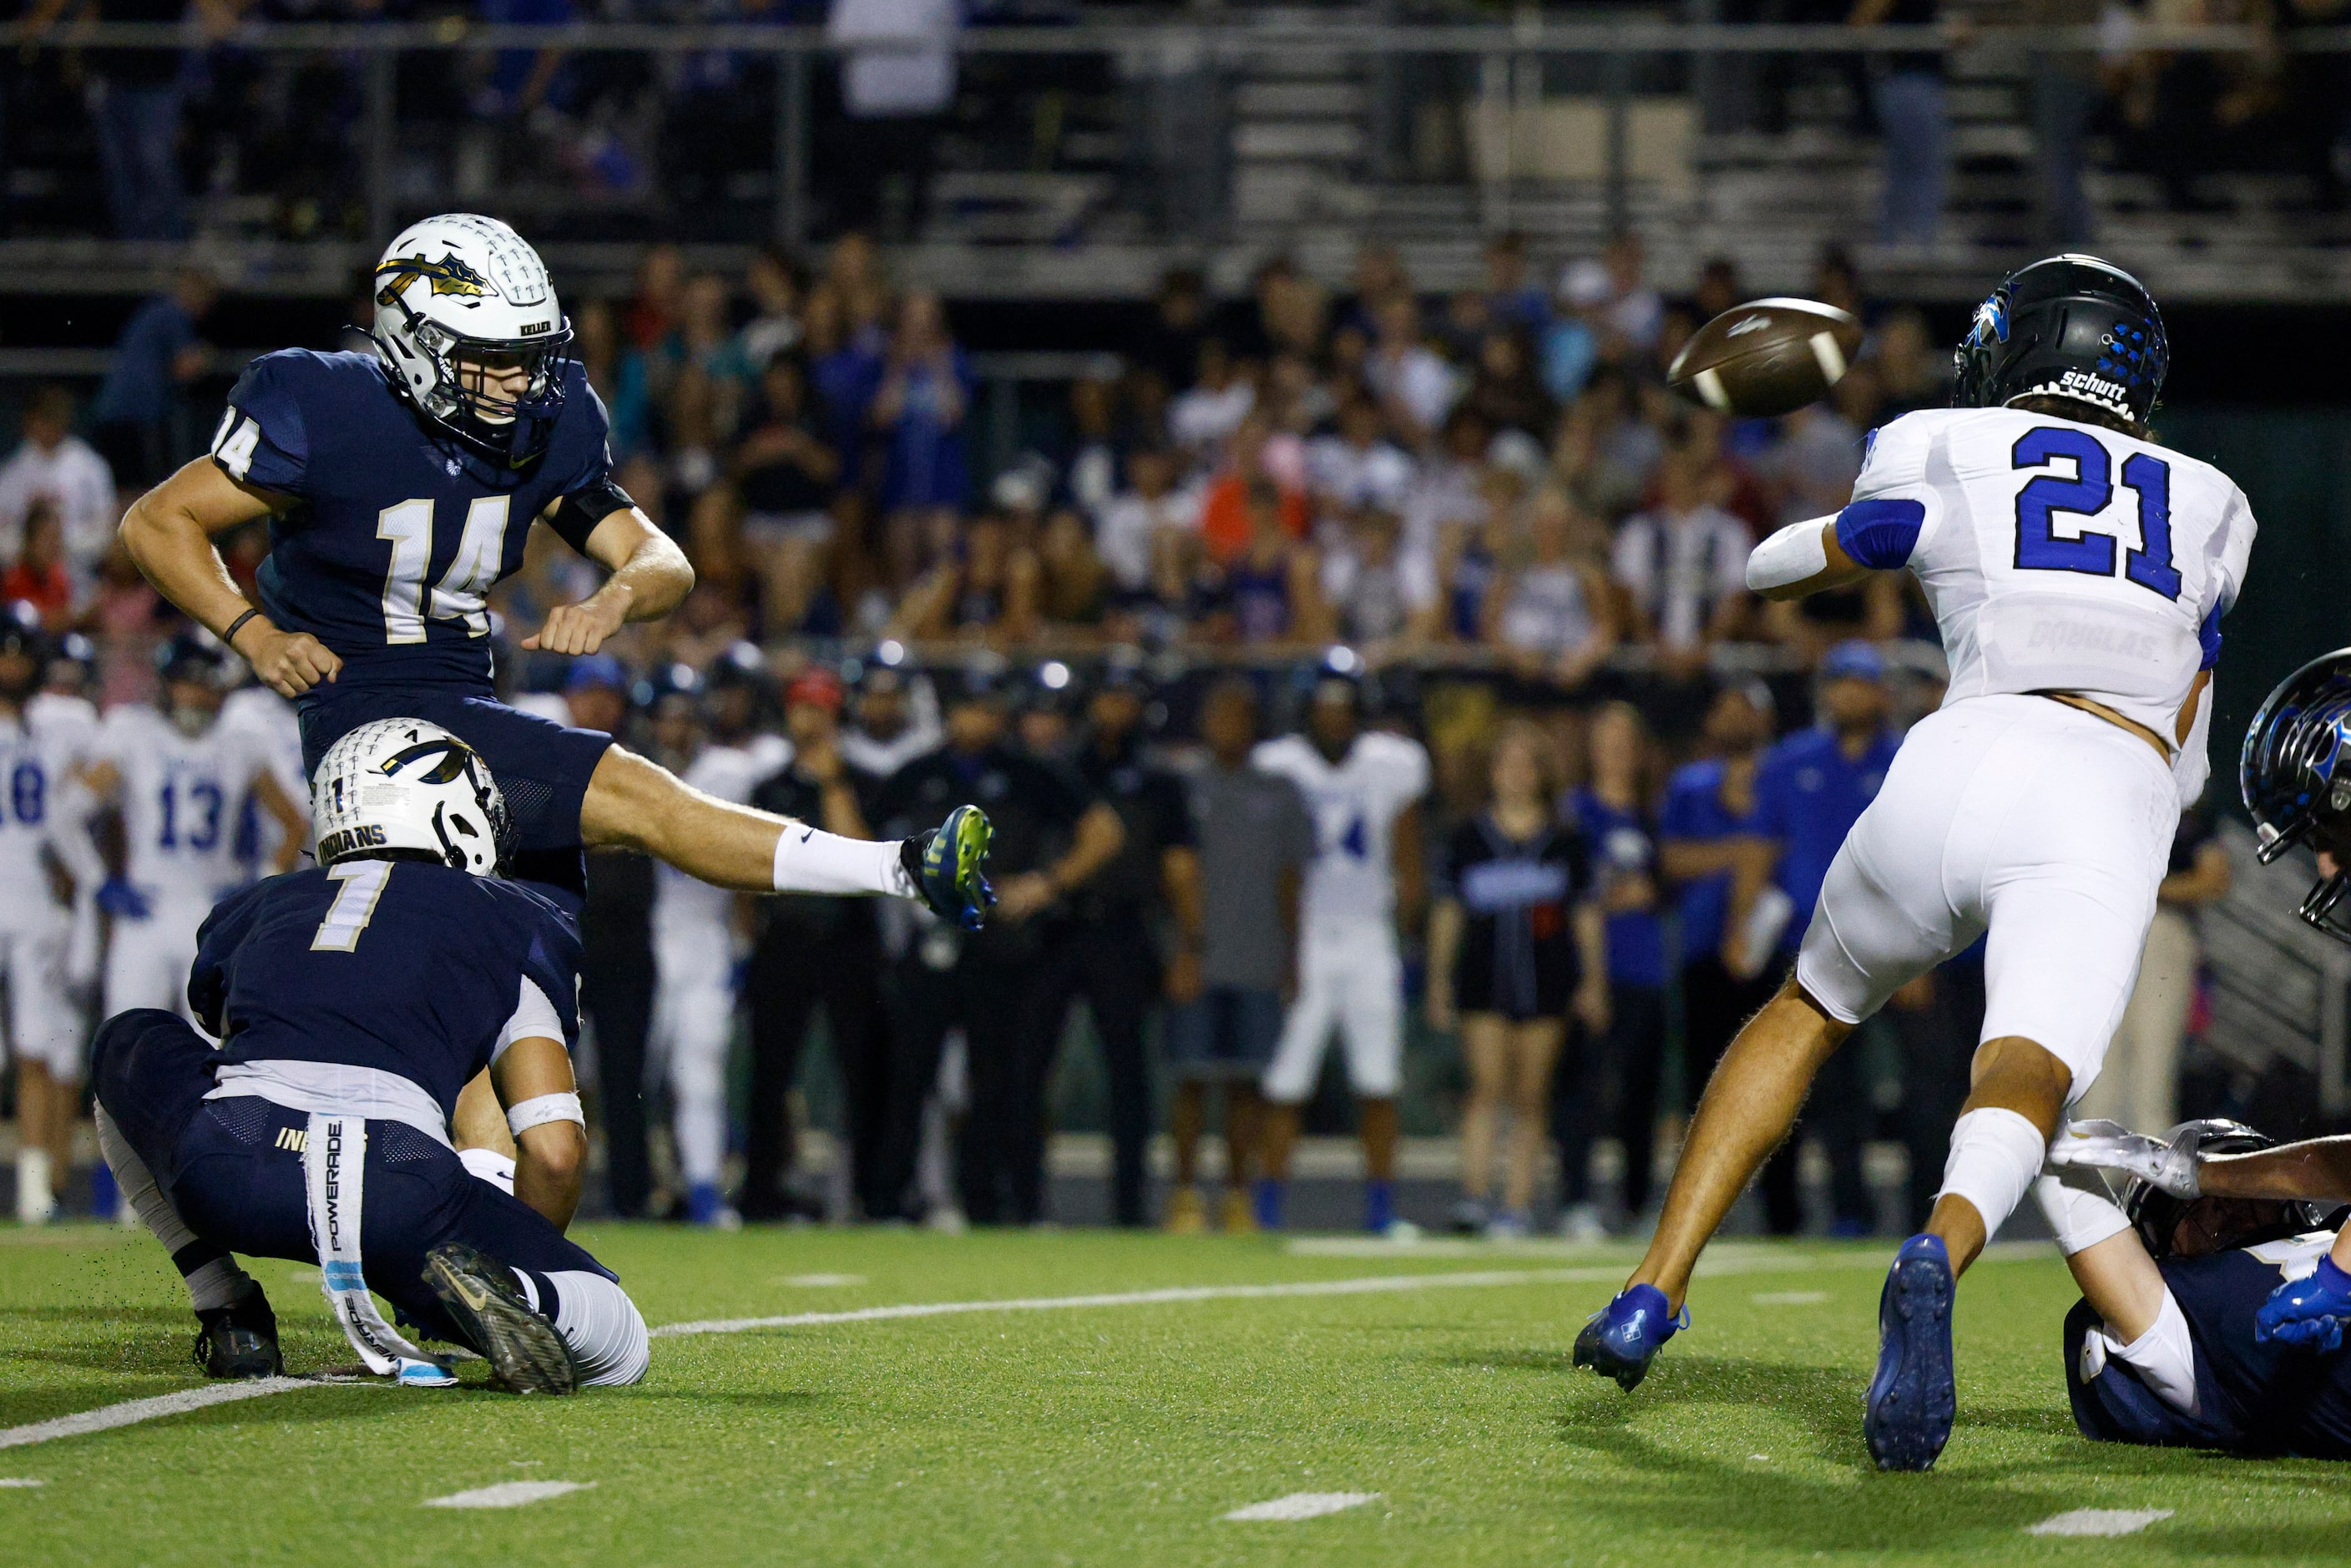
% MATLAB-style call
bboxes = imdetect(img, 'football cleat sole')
[909,804,996,930]
[422,1243,578,1396]
[1864,1236,1957,1471]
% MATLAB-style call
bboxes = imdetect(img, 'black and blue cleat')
[903,804,996,930]
[1864,1232,1957,1471]
[1573,1283,1687,1390]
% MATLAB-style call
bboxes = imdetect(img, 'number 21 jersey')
[1837,407,2255,784]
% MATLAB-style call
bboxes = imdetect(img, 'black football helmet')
[154,628,237,690]
[1953,255,2167,427]
[0,603,48,701]
[2242,648,2351,941]
[2126,1120,2337,1261]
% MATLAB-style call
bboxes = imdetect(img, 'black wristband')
[223,608,264,653]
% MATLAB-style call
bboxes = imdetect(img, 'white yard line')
[0,1242,2059,1449]
[0,1376,381,1451]
[423,1480,594,1509]
[1223,1492,1382,1521]
[2025,1508,2173,1537]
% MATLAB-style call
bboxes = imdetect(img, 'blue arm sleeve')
[2199,599,2224,671]
[1833,497,1927,570]
[213,352,313,495]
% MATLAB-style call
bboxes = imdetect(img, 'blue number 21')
[2011,427,2180,601]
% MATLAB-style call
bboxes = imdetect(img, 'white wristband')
[1747,517,1833,593]
[507,1092,584,1137]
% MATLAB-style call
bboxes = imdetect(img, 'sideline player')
[113,211,988,926]
[68,634,308,1025]
[97,720,646,1391]
[1251,661,1429,1234]
[0,615,94,1222]
[648,651,787,1226]
[1575,255,2257,1471]
[2043,1117,2351,1455]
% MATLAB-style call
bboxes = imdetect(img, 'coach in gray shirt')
[1161,677,1314,1234]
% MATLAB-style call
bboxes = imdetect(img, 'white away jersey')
[94,707,277,911]
[0,700,94,931]
[653,735,791,935]
[1251,730,1429,933]
[1845,408,2254,779]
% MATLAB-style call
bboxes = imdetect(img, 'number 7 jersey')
[1836,407,2255,792]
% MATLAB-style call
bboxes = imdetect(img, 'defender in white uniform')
[0,617,98,1222]
[1580,256,2256,1472]
[647,651,788,1227]
[1251,668,1428,1233]
[73,636,307,1026]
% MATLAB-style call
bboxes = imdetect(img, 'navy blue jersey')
[2066,1237,2351,1458]
[211,349,614,695]
[190,860,583,1125]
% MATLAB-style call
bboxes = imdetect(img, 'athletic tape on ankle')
[1936,1107,2047,1243]
[303,1114,446,1377]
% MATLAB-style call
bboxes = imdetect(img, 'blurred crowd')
[8,0,2351,247]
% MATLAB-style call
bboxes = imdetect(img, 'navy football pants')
[93,1009,614,1353]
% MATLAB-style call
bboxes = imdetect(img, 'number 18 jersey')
[1837,407,2255,788]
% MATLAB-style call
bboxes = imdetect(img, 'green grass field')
[4,1224,2348,1565]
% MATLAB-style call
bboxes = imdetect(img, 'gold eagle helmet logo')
[374,251,493,310]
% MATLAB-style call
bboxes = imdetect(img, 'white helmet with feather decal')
[312,718,510,877]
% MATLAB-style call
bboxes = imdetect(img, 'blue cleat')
[1251,1177,1285,1232]
[1573,1283,1686,1390]
[1865,1232,1957,1471]
[1364,1178,1395,1235]
[902,804,995,930]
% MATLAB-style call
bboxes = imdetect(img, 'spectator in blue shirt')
[1745,639,1903,1236]
[88,268,216,490]
[1657,680,1777,1117]
[1564,701,1670,1236]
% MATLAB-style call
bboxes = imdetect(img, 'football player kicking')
[97,721,646,1392]
[116,211,989,929]
[1575,256,2257,1470]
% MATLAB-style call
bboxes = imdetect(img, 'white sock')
[1936,1107,2048,1244]
[458,1147,518,1196]
[511,1267,650,1388]
[771,824,912,898]
[97,1106,251,1310]
[2031,1170,2133,1257]
[16,1148,53,1223]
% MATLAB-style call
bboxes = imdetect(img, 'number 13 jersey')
[212,349,616,694]
[1836,407,2255,792]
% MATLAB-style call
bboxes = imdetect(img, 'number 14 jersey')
[1837,407,2255,792]
[213,349,615,694]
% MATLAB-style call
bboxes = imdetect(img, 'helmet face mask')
[2242,647,2351,943]
[2126,1120,2336,1260]
[371,214,573,470]
[312,719,512,878]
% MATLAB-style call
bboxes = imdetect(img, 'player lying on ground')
[114,211,989,926]
[98,721,649,1394]
[2042,1117,2351,1455]
[1575,255,2257,1471]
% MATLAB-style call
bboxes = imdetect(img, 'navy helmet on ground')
[1953,254,2168,428]
[2242,647,2351,939]
[2125,1119,2336,1261]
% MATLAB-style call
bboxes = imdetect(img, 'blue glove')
[96,879,152,921]
[2256,1254,2351,1352]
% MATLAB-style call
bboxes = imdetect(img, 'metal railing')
[6,15,2343,259]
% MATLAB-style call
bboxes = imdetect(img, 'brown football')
[1667,297,1864,418]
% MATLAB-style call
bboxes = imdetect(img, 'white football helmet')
[311,718,510,877]
[370,213,573,466]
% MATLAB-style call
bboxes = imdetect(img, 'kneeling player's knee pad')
[519,1269,650,1387]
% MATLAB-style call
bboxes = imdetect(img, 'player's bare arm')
[119,458,342,698]
[521,502,694,655]
[249,766,310,875]
[491,1033,587,1230]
